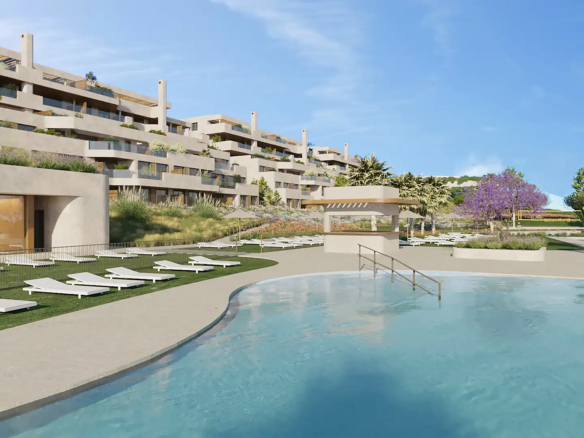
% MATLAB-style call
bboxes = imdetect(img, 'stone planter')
[452,247,546,262]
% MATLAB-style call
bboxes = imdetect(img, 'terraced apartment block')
[0,32,359,249]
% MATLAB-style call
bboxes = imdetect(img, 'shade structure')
[399,210,424,219]
[222,211,258,253]
[440,212,463,232]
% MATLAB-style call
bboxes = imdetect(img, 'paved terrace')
[1,246,584,420]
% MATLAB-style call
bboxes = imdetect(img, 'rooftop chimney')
[21,33,33,68]
[251,111,257,133]
[344,143,349,160]
[302,129,308,163]
[158,80,167,132]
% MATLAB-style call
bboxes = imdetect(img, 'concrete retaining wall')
[452,247,546,262]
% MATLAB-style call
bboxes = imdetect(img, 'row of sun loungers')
[0,256,241,312]
[401,233,483,247]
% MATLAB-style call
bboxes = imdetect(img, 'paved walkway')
[1,247,584,420]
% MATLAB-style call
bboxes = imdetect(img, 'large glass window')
[0,195,25,251]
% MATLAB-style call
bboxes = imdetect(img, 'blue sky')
[1,0,582,206]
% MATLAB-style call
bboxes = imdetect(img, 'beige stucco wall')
[325,233,399,254]
[0,165,109,247]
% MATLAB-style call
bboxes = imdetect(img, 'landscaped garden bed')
[452,236,548,261]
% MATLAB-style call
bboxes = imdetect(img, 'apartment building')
[0,32,360,249]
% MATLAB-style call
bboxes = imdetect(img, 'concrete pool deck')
[1,246,584,420]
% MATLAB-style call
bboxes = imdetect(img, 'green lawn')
[517,221,583,227]
[0,254,277,331]
[545,238,584,251]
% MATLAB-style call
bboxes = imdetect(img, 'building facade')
[0,32,359,248]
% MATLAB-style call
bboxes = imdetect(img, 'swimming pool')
[2,271,584,437]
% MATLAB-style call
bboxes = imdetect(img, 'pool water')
[3,272,584,437]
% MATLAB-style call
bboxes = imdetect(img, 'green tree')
[265,189,282,206]
[424,176,452,234]
[251,177,270,205]
[348,154,393,186]
[334,174,348,187]
[572,167,584,192]
[389,173,425,237]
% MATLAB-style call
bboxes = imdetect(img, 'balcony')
[215,161,230,171]
[260,148,289,159]
[0,86,17,99]
[201,176,218,186]
[231,125,250,134]
[105,169,134,178]
[138,169,162,180]
[220,179,237,189]
[301,189,311,196]
[89,141,131,152]
[237,142,252,150]
[42,97,123,122]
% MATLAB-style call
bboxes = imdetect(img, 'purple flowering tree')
[457,169,548,235]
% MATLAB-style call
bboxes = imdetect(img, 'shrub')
[158,205,183,218]
[0,147,31,166]
[295,160,305,165]
[200,149,211,157]
[149,139,170,152]
[0,62,10,70]
[120,123,138,130]
[66,130,77,138]
[191,194,222,219]
[0,120,13,128]
[33,128,63,137]
[75,113,84,119]
[208,144,218,150]
[457,235,547,250]
[114,164,129,170]
[149,129,166,136]
[169,143,187,154]
[279,157,291,162]
[110,187,152,224]
[3,83,18,91]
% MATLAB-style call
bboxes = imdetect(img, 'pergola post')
[392,214,400,233]
[323,211,331,233]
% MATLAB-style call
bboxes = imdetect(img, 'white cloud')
[458,155,504,176]
[545,193,568,210]
[209,0,362,101]
[417,0,460,56]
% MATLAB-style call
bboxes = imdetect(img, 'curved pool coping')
[1,246,584,422]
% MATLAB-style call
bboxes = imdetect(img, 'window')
[17,124,34,132]
[189,168,199,176]
[140,188,151,202]
[275,182,282,188]
[155,189,167,204]
[174,166,184,173]
[156,163,168,173]
[192,122,198,131]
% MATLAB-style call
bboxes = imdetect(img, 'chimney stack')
[302,129,308,163]
[21,33,33,68]
[344,143,349,160]
[251,111,257,133]
[158,80,167,132]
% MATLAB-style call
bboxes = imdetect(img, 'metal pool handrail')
[357,244,442,301]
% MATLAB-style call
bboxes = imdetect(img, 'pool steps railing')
[357,244,442,300]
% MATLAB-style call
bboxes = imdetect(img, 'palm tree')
[389,173,425,236]
[347,154,394,231]
[348,154,394,186]
[424,176,451,234]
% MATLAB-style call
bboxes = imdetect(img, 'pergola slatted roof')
[302,198,420,206]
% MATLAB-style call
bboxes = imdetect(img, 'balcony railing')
[87,85,115,98]
[0,87,17,99]
[237,142,252,150]
[260,148,288,158]
[201,176,217,185]
[301,175,317,181]
[1,62,17,72]
[220,180,237,189]
[105,169,134,178]
[136,145,149,155]
[215,161,230,171]
[231,125,250,134]
[88,141,131,152]
[151,150,167,158]
[301,190,311,196]
[138,170,162,180]
[42,97,123,121]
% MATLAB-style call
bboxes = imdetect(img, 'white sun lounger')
[262,242,298,248]
[105,267,175,283]
[126,248,167,256]
[6,256,55,268]
[154,261,214,272]
[24,278,109,299]
[197,241,241,249]
[66,272,144,290]
[0,299,37,313]
[189,256,241,268]
[95,250,138,259]
[49,253,97,264]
